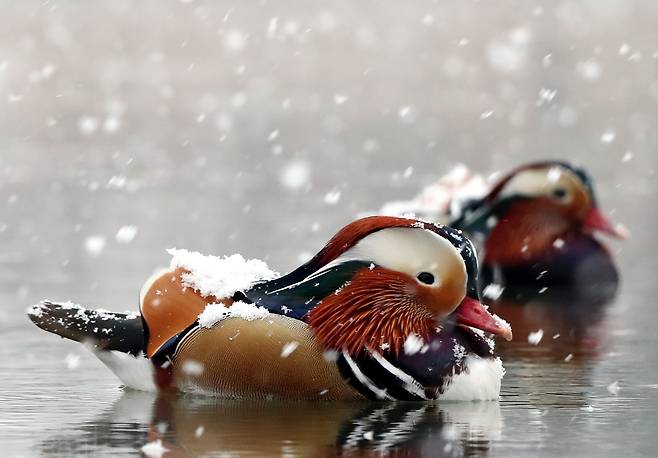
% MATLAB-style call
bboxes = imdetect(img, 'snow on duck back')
[379,164,489,219]
[197,301,270,328]
[167,248,279,299]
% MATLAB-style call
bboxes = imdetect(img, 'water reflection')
[488,282,617,415]
[38,390,502,457]
[333,402,500,457]
[38,390,152,456]
[490,282,616,363]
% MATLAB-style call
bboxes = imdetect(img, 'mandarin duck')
[28,216,511,401]
[380,161,627,289]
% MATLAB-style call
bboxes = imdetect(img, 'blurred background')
[1,1,657,456]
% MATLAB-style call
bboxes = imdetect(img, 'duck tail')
[27,301,157,391]
[27,300,146,355]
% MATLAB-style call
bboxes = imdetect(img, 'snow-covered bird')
[380,161,627,289]
[28,216,511,401]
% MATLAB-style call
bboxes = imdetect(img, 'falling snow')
[528,329,544,345]
[607,381,620,395]
[280,341,300,358]
[483,284,504,300]
[181,359,205,376]
[223,29,247,52]
[577,59,602,81]
[601,130,616,144]
[404,334,424,356]
[281,161,310,189]
[195,426,205,438]
[323,189,342,205]
[115,225,138,244]
[103,116,121,133]
[64,353,80,370]
[84,235,106,256]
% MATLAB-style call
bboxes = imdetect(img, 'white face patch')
[332,227,467,291]
[498,165,583,205]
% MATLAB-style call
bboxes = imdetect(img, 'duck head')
[245,216,511,356]
[450,161,627,267]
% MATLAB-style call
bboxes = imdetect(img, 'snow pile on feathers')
[379,164,490,219]
[197,301,269,328]
[27,301,139,321]
[168,248,279,299]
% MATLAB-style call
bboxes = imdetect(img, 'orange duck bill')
[583,207,629,239]
[454,297,513,341]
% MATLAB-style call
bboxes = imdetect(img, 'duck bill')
[583,208,629,239]
[454,297,513,341]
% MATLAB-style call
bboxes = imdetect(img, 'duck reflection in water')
[148,394,502,458]
[37,390,502,457]
[488,280,616,363]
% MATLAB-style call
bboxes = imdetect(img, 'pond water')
[2,155,656,457]
[2,262,658,458]
[1,1,658,456]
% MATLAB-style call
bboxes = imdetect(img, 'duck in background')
[28,216,511,402]
[380,161,628,293]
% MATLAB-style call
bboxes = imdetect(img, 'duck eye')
[552,188,568,200]
[416,272,435,285]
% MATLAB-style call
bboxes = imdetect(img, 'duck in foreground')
[28,216,511,401]
[381,161,627,288]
